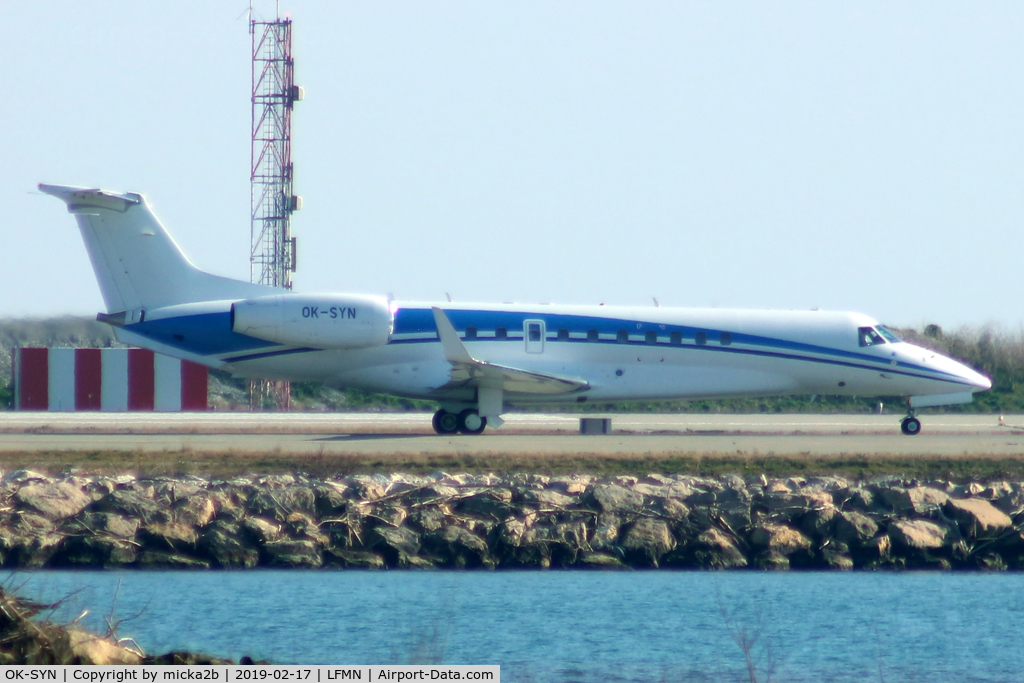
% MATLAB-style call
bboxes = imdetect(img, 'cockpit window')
[876,325,901,343]
[858,326,886,347]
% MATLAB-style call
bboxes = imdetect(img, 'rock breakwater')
[2,470,1023,570]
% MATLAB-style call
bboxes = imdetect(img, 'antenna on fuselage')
[652,297,660,307]
[445,292,453,302]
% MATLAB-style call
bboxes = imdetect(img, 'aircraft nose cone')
[949,357,990,392]
[970,369,992,392]
[909,344,991,392]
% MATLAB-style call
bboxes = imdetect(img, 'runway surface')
[1,412,1022,457]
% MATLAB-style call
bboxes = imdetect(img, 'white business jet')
[40,184,991,436]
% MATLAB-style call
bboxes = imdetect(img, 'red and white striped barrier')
[12,348,208,412]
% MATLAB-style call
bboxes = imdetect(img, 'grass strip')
[3,449,1024,482]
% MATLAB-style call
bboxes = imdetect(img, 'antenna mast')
[249,11,302,410]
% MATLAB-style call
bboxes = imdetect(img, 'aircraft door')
[524,320,545,354]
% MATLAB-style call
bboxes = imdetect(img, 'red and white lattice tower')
[249,14,302,410]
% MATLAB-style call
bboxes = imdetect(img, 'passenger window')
[587,329,599,342]
[495,327,508,340]
[670,331,682,345]
[720,332,732,346]
[465,326,477,340]
[558,329,569,341]
[617,330,629,344]
[858,326,885,347]
[695,332,707,346]
[645,330,657,345]
[528,324,541,342]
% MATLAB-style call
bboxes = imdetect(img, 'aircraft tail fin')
[39,184,273,314]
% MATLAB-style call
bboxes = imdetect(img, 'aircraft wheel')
[457,409,487,435]
[432,409,459,435]
[901,417,922,436]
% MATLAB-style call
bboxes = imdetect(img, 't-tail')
[40,184,391,368]
[39,184,274,321]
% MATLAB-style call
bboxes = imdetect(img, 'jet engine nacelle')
[231,293,393,349]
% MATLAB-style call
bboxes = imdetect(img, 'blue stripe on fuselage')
[122,312,276,355]
[391,306,963,383]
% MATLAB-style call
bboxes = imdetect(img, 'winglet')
[431,307,475,364]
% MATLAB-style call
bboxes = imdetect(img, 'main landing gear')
[901,410,922,436]
[432,408,487,435]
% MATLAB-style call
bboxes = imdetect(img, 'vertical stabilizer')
[39,184,274,313]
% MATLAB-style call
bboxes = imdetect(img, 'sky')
[3,2,1023,329]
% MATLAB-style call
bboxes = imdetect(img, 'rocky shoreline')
[1,470,1023,570]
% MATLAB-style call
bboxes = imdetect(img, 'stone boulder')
[995,488,1024,515]
[283,512,328,545]
[888,520,949,551]
[137,550,210,569]
[764,489,833,522]
[590,514,621,552]
[264,539,322,568]
[14,483,90,521]
[518,521,589,567]
[369,526,422,565]
[653,497,689,522]
[551,476,592,495]
[800,508,837,539]
[405,484,459,503]
[92,490,170,523]
[520,489,576,508]
[347,478,388,502]
[172,495,216,528]
[749,524,811,556]
[425,526,491,568]
[139,522,198,551]
[579,552,628,569]
[835,487,874,511]
[408,505,448,533]
[4,470,51,486]
[366,505,407,528]
[324,548,386,568]
[72,512,139,539]
[249,486,315,521]
[621,518,675,566]
[0,517,63,568]
[877,487,948,514]
[241,517,282,544]
[198,528,259,568]
[313,483,349,516]
[833,510,880,546]
[56,536,138,567]
[944,498,1012,538]
[670,527,748,569]
[588,484,643,513]
[457,492,515,519]
[66,628,143,665]
[206,490,245,521]
[820,542,854,570]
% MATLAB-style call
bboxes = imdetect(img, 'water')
[8,570,1024,682]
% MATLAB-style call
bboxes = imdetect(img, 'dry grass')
[3,448,1024,482]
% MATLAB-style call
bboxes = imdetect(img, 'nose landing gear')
[432,408,488,435]
[900,417,921,435]
[900,407,922,436]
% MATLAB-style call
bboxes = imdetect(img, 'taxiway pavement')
[0,413,1020,457]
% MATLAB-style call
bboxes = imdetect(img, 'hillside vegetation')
[2,317,1021,413]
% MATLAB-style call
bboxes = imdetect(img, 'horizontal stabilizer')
[431,307,588,396]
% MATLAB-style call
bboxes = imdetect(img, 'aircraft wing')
[431,307,589,395]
